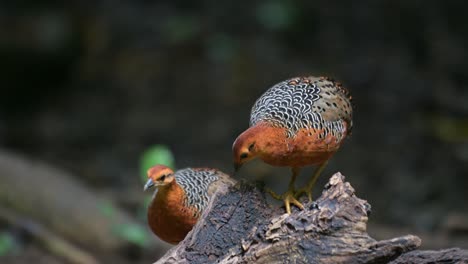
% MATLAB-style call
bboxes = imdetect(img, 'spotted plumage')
[174,168,227,216]
[233,75,353,214]
[250,76,353,139]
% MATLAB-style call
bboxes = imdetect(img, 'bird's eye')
[159,175,166,181]
[240,153,248,159]
[248,143,255,151]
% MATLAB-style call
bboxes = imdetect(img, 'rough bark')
[390,248,468,264]
[155,172,467,264]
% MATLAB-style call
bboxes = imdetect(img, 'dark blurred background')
[1,1,467,263]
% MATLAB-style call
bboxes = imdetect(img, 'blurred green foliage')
[139,145,175,183]
[94,145,175,247]
[138,145,176,222]
[207,33,238,62]
[112,224,148,248]
[97,200,117,218]
[163,15,200,43]
[256,0,297,31]
[431,115,468,142]
[0,232,15,256]
[98,200,149,247]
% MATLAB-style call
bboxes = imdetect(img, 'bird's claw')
[266,188,304,214]
[295,187,313,202]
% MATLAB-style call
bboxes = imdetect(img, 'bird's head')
[232,130,258,172]
[144,165,175,191]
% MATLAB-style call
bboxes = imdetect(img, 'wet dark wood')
[155,173,467,264]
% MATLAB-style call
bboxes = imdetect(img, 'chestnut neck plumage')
[235,122,291,158]
[235,122,341,167]
[148,180,198,244]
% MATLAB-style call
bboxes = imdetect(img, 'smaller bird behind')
[144,165,236,244]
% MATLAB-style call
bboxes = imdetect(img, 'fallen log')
[0,150,149,252]
[390,248,468,263]
[155,172,468,264]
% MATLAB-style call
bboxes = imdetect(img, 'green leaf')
[140,145,175,183]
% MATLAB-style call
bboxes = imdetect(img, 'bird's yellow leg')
[296,161,328,201]
[266,168,304,214]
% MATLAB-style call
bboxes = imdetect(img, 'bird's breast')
[147,186,199,244]
[259,127,344,167]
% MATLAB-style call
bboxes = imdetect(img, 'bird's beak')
[143,179,155,191]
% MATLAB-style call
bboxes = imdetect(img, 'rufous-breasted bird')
[232,76,353,214]
[144,165,236,244]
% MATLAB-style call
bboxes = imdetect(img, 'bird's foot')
[266,188,304,214]
[265,188,282,200]
[295,161,328,202]
[295,187,312,202]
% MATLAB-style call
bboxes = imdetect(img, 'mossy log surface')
[155,172,467,264]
